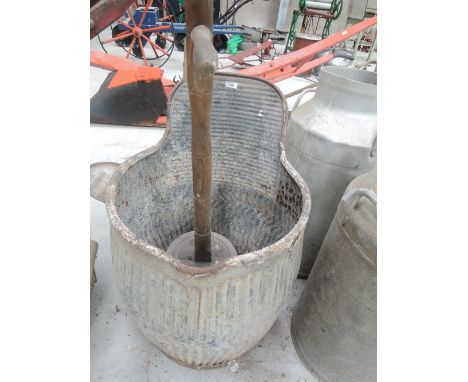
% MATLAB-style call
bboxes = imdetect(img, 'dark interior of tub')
[113,75,304,256]
[114,156,302,255]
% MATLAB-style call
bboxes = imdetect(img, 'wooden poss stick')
[185,0,218,262]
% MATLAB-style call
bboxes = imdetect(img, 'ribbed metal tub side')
[105,73,311,368]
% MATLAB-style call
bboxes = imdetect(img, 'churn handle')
[339,188,377,225]
[292,87,317,111]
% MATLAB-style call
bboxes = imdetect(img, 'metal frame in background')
[284,0,343,53]
[241,16,377,83]
[98,0,244,66]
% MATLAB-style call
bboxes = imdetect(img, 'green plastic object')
[178,0,185,22]
[227,34,244,54]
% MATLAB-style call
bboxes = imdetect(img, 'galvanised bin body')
[284,66,376,276]
[291,169,376,382]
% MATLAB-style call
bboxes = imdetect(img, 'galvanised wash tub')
[94,73,311,368]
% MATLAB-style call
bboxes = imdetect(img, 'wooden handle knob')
[191,25,218,75]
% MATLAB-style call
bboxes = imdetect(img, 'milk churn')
[291,169,377,382]
[284,66,377,277]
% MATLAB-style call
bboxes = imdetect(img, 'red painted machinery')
[90,50,173,126]
[240,16,377,83]
[90,16,377,127]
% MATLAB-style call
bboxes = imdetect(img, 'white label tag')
[225,81,238,89]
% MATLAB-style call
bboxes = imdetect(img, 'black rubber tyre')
[132,44,143,58]
[155,35,167,49]
[213,34,228,52]
[112,25,132,47]
[174,33,186,51]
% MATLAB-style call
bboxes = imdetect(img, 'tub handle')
[191,25,218,77]
[339,188,377,225]
[90,162,120,203]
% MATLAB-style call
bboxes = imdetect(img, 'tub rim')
[104,73,311,277]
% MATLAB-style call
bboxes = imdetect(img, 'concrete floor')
[90,33,323,382]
